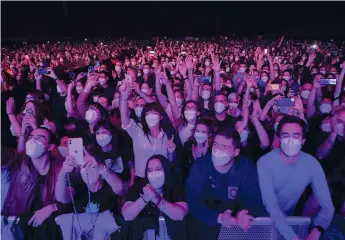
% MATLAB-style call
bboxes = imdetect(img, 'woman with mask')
[181,119,212,182]
[91,120,135,207]
[120,81,181,180]
[121,155,188,240]
[84,103,109,134]
[257,71,270,95]
[174,100,200,145]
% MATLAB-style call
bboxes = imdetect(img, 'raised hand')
[167,135,176,153]
[6,97,15,115]
[212,56,221,72]
[185,55,193,70]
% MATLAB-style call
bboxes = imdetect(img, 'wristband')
[140,194,149,204]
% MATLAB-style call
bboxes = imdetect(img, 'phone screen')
[198,76,211,83]
[277,98,295,107]
[270,84,280,91]
[68,138,84,165]
[320,78,337,85]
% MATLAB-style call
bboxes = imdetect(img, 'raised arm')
[155,68,169,109]
[259,96,279,122]
[334,62,345,107]
[251,100,270,148]
[77,73,98,118]
[306,79,321,119]
[162,75,181,120]
[131,81,155,104]
[6,97,22,137]
[119,81,131,128]
[212,56,221,91]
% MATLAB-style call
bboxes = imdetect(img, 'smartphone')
[88,66,95,73]
[68,138,84,165]
[37,68,49,75]
[181,51,186,55]
[277,98,295,107]
[320,78,337,85]
[269,84,280,91]
[264,49,268,55]
[68,71,75,80]
[149,51,155,54]
[198,76,211,83]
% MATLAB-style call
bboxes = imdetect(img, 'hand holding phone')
[198,76,211,83]
[277,98,295,108]
[37,68,49,75]
[269,84,280,91]
[320,78,337,86]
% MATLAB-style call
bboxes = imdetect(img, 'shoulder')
[257,148,280,170]
[299,151,323,171]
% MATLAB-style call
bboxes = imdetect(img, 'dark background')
[2,1,345,43]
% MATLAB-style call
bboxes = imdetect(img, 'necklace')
[67,173,100,240]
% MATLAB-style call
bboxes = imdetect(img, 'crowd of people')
[1,37,345,240]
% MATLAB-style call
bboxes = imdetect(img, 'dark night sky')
[2,1,345,42]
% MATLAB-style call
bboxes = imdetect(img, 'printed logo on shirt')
[105,157,124,174]
[228,186,238,200]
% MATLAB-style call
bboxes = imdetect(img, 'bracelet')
[140,194,149,204]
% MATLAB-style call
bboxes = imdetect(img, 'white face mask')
[184,110,197,121]
[240,130,249,142]
[321,122,332,133]
[283,76,290,81]
[10,125,16,137]
[280,137,302,157]
[145,113,160,127]
[58,146,68,158]
[148,170,165,189]
[238,67,246,73]
[320,103,332,114]
[96,134,112,147]
[205,61,210,66]
[274,122,279,133]
[201,90,211,100]
[194,132,208,144]
[135,106,143,118]
[85,109,99,124]
[229,102,238,108]
[76,86,83,94]
[226,67,230,73]
[170,70,175,75]
[320,70,326,75]
[301,90,311,99]
[261,76,269,82]
[212,148,231,167]
[143,69,150,75]
[335,123,344,137]
[141,88,149,94]
[176,98,183,107]
[115,66,121,72]
[25,139,46,159]
[99,77,107,85]
[131,61,136,66]
[80,167,100,185]
[214,102,226,113]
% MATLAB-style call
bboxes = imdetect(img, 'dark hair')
[36,126,56,145]
[76,76,87,87]
[277,115,308,139]
[144,155,174,200]
[20,100,44,128]
[88,102,109,121]
[215,127,241,150]
[91,119,119,159]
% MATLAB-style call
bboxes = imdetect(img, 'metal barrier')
[144,216,311,240]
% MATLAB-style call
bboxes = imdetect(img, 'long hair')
[19,100,44,128]
[144,155,175,201]
[141,102,182,170]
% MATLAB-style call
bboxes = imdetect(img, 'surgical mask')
[76,86,83,94]
[170,70,175,75]
[57,85,63,93]
[274,66,279,70]
[99,77,107,85]
[176,98,183,107]
[226,67,230,73]
[58,146,68,158]
[320,71,326,75]
[238,67,246,73]
[96,134,112,147]
[330,71,337,75]
[205,61,210,66]
[148,170,165,189]
[280,137,302,157]
[93,96,99,103]
[10,125,16,136]
[145,113,160,127]
[194,132,208,144]
[240,130,249,142]
[212,148,231,167]
[115,66,121,72]
[301,90,311,99]
[335,123,344,137]
[321,122,332,133]
[214,102,226,113]
[226,84,232,88]
[131,61,136,66]
[320,103,332,114]
[283,76,290,81]
[85,109,98,124]
[25,139,46,159]
[261,76,269,82]
[135,106,143,118]
[143,69,150,75]
[80,167,100,185]
[229,102,238,108]
[201,90,211,100]
[184,110,197,121]
[172,62,176,66]
[141,88,149,94]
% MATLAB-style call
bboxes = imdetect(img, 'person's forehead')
[281,123,303,134]
[32,128,49,138]
[214,135,233,147]
[148,158,162,168]
[196,124,208,132]
[186,102,197,108]
[215,95,226,101]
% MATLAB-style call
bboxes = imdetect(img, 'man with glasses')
[1,127,63,239]
[186,128,267,240]
[257,115,334,240]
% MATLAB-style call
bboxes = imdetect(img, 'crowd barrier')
[2,215,311,240]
